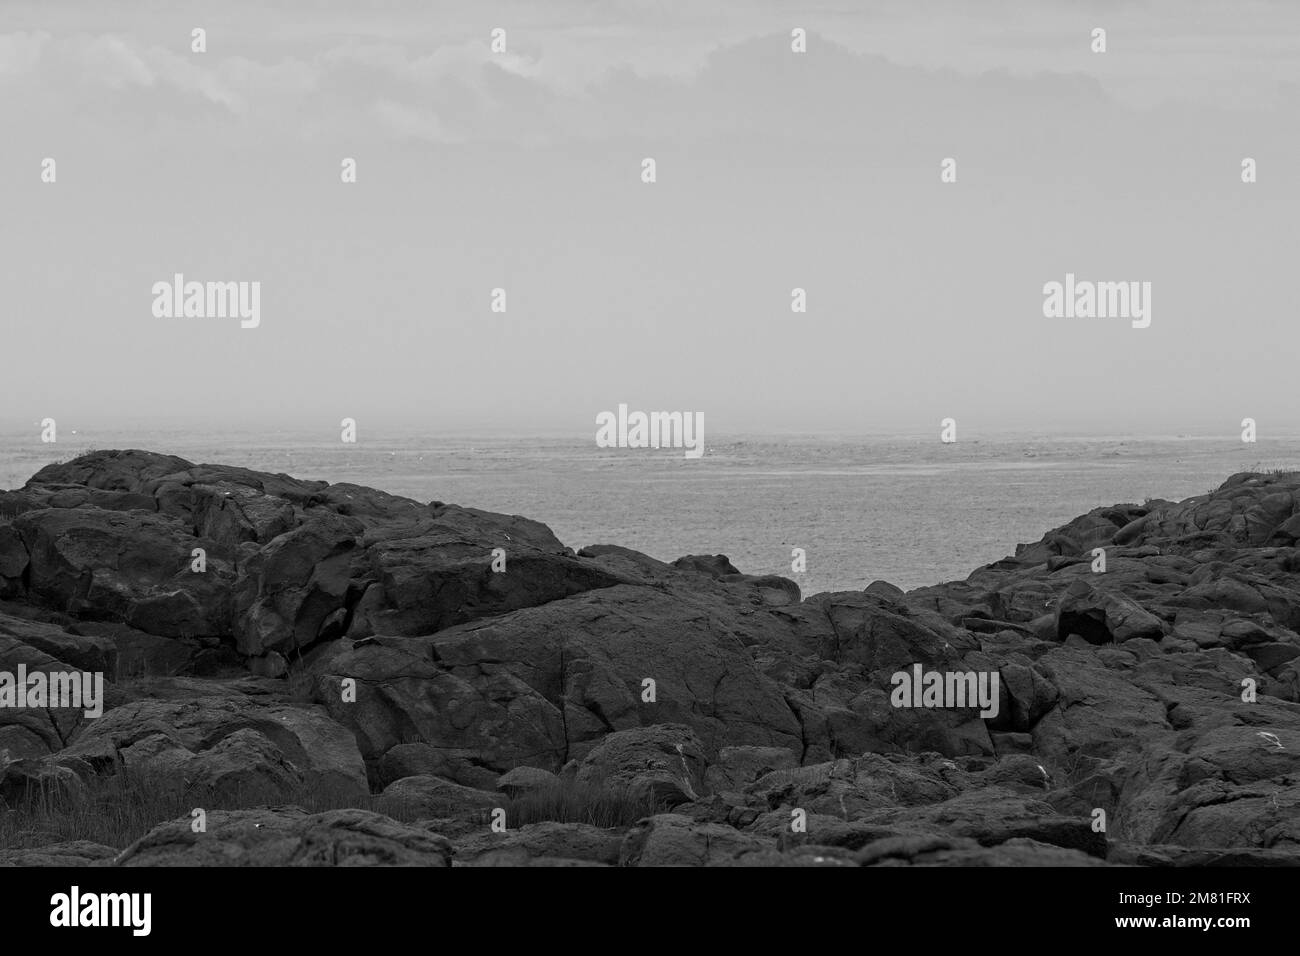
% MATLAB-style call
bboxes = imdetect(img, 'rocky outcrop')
[112,807,454,866]
[57,695,370,803]
[0,451,1297,867]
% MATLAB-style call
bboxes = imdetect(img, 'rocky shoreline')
[1,450,1296,866]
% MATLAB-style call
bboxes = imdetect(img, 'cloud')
[372,98,463,144]
[0,30,48,75]
[3,2,1298,146]
[63,33,156,89]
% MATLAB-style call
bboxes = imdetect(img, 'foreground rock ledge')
[0,450,1297,867]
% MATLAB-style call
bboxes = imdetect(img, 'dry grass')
[503,778,667,829]
[0,768,663,853]
[0,768,410,853]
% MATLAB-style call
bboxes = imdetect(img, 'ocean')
[3,428,1297,594]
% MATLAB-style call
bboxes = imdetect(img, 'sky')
[1,0,1298,437]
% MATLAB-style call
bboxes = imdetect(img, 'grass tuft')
[503,778,668,829]
[0,768,666,853]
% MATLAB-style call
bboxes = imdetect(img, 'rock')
[25,450,193,494]
[749,811,910,850]
[745,753,962,820]
[69,620,214,679]
[0,755,87,808]
[1056,580,1164,644]
[671,554,742,578]
[719,573,801,606]
[855,786,1108,858]
[453,821,622,865]
[979,754,1054,792]
[374,743,500,792]
[704,745,800,794]
[496,766,561,799]
[721,848,860,867]
[376,775,502,819]
[248,651,288,678]
[232,512,365,658]
[306,584,805,777]
[1107,843,1300,867]
[0,613,116,675]
[998,662,1060,732]
[0,841,119,867]
[574,724,707,807]
[4,450,1300,869]
[857,835,1111,867]
[114,807,453,866]
[341,507,626,641]
[619,813,773,866]
[9,508,236,639]
[59,696,369,803]
[0,635,96,758]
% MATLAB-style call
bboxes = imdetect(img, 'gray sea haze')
[3,428,1298,594]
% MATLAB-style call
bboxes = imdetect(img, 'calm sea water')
[3,428,1297,593]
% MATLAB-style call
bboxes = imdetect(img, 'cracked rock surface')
[1,451,1297,866]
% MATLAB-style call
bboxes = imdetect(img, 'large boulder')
[574,724,707,807]
[620,813,773,867]
[59,696,369,803]
[8,508,235,639]
[306,583,806,778]
[376,775,501,819]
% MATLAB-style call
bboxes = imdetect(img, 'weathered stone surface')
[114,807,453,866]
[0,633,96,759]
[851,786,1108,857]
[574,724,707,807]
[305,584,806,778]
[4,451,1300,867]
[496,766,561,798]
[10,508,235,638]
[857,835,1110,867]
[453,822,622,866]
[620,813,773,866]
[59,696,369,803]
[704,745,800,794]
[0,841,118,867]
[1056,580,1165,644]
[376,775,501,819]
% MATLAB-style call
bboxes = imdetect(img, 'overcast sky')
[2,0,1297,435]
